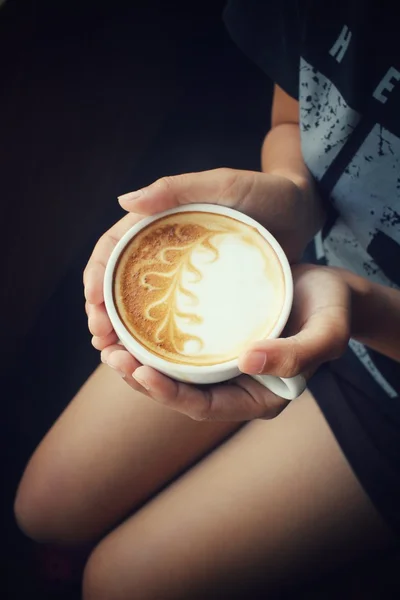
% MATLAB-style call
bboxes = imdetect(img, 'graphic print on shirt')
[331,124,400,285]
[298,47,400,396]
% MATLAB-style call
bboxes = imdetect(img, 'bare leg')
[83,390,397,600]
[14,365,241,543]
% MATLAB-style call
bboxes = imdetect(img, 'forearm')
[342,269,400,363]
[262,123,326,246]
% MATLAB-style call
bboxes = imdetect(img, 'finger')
[83,212,143,305]
[118,168,255,215]
[101,347,149,395]
[91,331,119,351]
[132,367,286,421]
[238,306,350,379]
[105,348,140,375]
[100,344,125,364]
[83,262,106,305]
[87,303,113,338]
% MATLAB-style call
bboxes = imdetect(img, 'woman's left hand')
[104,264,352,421]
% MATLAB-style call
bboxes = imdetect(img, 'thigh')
[15,364,240,542]
[83,390,397,600]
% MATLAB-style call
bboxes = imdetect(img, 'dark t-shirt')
[224,0,400,398]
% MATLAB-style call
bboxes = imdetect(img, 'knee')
[14,468,68,544]
[14,455,95,544]
[14,460,51,542]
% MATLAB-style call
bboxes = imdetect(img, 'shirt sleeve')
[223,0,302,99]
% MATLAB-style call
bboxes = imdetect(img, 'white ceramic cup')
[104,204,306,400]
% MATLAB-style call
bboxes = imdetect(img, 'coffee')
[113,211,285,366]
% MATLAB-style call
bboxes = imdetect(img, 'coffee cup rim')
[103,203,294,377]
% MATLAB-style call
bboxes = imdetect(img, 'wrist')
[334,268,374,339]
[268,168,312,196]
[343,269,400,362]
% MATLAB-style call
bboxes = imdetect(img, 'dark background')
[1,1,399,598]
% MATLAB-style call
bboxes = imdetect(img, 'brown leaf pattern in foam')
[135,223,228,355]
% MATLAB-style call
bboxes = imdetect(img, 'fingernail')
[132,373,150,391]
[243,351,267,374]
[118,189,143,202]
[100,350,108,363]
[107,362,126,378]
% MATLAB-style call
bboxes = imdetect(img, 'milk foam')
[114,212,285,365]
[174,235,282,359]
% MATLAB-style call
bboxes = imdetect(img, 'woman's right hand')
[83,168,313,370]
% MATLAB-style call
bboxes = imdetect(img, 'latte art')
[114,212,285,365]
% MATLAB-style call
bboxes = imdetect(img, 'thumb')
[238,309,350,380]
[117,168,251,215]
